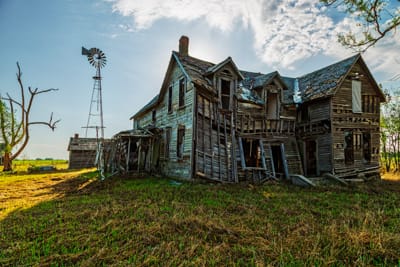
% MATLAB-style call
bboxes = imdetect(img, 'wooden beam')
[280,143,290,180]
[238,136,246,169]
[223,113,229,181]
[209,100,213,178]
[126,138,131,172]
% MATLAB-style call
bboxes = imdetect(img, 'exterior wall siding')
[331,62,381,175]
[135,63,195,179]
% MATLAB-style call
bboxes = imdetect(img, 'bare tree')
[0,62,60,171]
[321,0,400,51]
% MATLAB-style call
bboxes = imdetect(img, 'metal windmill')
[81,46,107,179]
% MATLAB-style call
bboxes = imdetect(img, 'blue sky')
[0,0,399,160]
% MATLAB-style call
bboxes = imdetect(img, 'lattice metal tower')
[81,46,107,179]
[81,47,107,138]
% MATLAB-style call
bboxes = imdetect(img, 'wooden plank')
[238,137,246,169]
[216,103,222,181]
[259,139,267,179]
[231,113,238,183]
[208,100,213,178]
[223,113,229,181]
[267,143,276,178]
[280,143,289,179]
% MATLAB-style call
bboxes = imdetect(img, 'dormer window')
[220,79,231,110]
[267,91,280,120]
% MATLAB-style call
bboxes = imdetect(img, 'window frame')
[178,78,185,108]
[177,126,185,159]
[352,80,362,113]
[220,78,232,110]
[168,85,173,113]
[165,127,172,159]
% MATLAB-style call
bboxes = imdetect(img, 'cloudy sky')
[0,0,399,159]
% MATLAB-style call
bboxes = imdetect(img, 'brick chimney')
[179,35,189,56]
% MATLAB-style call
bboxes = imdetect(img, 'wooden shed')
[67,134,112,169]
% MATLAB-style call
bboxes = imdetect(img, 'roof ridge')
[298,53,360,79]
[172,51,216,66]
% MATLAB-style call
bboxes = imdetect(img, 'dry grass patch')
[1,172,400,266]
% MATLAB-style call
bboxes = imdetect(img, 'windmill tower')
[81,47,107,179]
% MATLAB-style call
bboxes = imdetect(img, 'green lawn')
[1,170,399,266]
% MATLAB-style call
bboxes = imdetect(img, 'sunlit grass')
[382,171,400,181]
[0,168,96,220]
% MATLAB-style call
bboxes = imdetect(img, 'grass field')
[1,168,400,266]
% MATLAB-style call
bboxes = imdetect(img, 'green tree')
[380,90,400,172]
[0,63,60,171]
[321,0,400,51]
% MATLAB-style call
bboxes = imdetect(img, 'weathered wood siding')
[68,150,96,169]
[195,94,234,181]
[297,97,333,176]
[135,62,195,179]
[331,62,381,175]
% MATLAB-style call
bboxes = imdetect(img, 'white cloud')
[110,0,400,76]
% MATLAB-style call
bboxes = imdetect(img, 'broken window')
[179,78,185,108]
[352,80,362,113]
[165,127,171,159]
[177,126,185,159]
[363,132,371,162]
[241,138,261,167]
[220,79,231,110]
[168,86,173,113]
[344,131,354,165]
[267,92,279,120]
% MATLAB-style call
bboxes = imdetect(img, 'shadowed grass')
[1,172,400,266]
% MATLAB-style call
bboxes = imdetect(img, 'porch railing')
[236,113,296,134]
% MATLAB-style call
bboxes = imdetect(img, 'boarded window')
[363,132,371,162]
[353,133,362,150]
[168,86,173,113]
[362,95,379,113]
[352,80,362,113]
[177,126,185,158]
[179,78,185,108]
[165,127,171,159]
[220,79,231,110]
[344,131,354,165]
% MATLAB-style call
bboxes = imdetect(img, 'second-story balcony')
[236,113,296,136]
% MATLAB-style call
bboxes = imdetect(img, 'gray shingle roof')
[298,54,360,102]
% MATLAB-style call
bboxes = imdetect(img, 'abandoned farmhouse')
[69,36,385,183]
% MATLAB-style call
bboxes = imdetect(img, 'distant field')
[1,169,399,266]
[0,159,68,172]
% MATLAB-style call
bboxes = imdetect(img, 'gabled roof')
[241,71,279,89]
[241,71,295,105]
[68,137,98,151]
[297,54,360,102]
[131,52,246,119]
[130,95,158,120]
[204,56,244,80]
[173,51,215,91]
